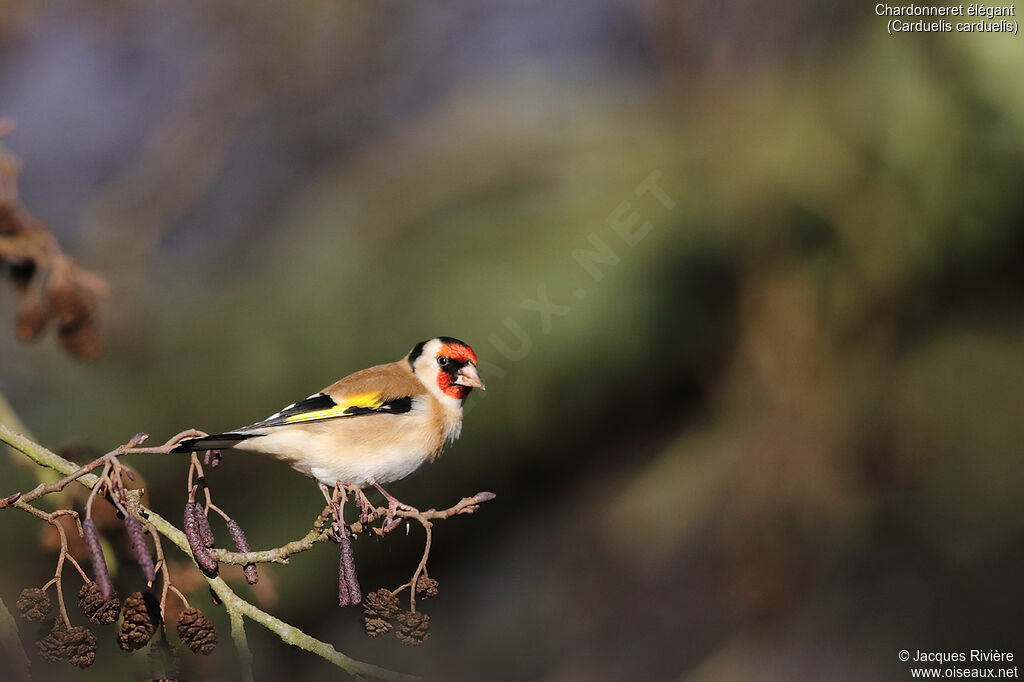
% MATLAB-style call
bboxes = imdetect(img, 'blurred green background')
[2,1,1024,680]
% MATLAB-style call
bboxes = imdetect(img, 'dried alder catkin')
[124,515,157,583]
[184,502,217,575]
[338,524,361,607]
[82,518,113,599]
[226,519,258,585]
[196,505,215,548]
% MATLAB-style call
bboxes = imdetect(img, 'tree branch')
[208,492,496,574]
[229,607,254,682]
[210,522,332,565]
[0,424,418,682]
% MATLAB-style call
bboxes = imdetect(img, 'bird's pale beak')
[455,363,486,390]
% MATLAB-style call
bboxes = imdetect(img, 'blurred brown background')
[2,1,1024,680]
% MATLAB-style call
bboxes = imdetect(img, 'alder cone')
[364,617,391,637]
[49,280,101,358]
[16,587,52,622]
[65,625,97,668]
[176,607,217,655]
[415,575,439,599]
[36,620,97,667]
[36,620,69,662]
[395,610,431,645]
[78,582,121,625]
[118,592,159,651]
[58,317,100,359]
[362,589,400,620]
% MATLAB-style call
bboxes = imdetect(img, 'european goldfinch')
[171,337,485,491]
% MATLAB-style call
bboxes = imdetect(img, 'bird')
[171,336,485,507]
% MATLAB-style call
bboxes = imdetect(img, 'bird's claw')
[370,482,413,533]
[350,486,377,525]
[380,496,420,534]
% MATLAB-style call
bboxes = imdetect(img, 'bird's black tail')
[170,433,257,453]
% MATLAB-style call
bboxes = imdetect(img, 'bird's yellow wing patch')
[253,391,411,428]
[281,392,385,423]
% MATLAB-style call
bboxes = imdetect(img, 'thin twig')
[10,429,204,508]
[16,454,107,506]
[207,502,231,523]
[14,499,91,619]
[65,552,90,583]
[407,521,432,614]
[50,514,73,628]
[84,460,112,520]
[167,584,190,610]
[210,506,333,565]
[152,524,172,621]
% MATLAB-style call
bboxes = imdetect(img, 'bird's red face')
[435,340,484,400]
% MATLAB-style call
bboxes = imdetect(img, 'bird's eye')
[437,356,449,367]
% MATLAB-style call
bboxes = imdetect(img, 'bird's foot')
[318,482,337,510]
[343,484,378,525]
[319,482,352,541]
[372,482,416,534]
